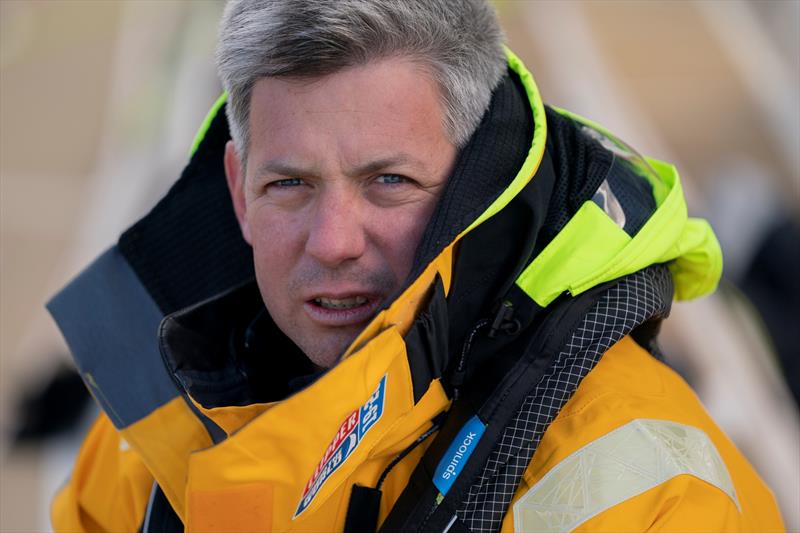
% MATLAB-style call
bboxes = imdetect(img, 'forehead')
[246,58,450,170]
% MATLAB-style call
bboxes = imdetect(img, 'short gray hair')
[216,0,506,158]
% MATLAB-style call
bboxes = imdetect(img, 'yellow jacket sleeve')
[52,413,154,532]
[577,473,781,532]
[502,336,784,532]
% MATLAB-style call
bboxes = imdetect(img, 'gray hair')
[216,0,506,159]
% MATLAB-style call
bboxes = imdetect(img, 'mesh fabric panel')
[539,108,612,245]
[456,265,673,531]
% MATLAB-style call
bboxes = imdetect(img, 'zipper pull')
[452,319,490,400]
[488,300,514,338]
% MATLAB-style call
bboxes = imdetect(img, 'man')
[49,1,783,531]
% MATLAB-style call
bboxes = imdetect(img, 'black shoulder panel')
[118,104,254,315]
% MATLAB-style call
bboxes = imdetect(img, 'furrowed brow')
[345,154,419,177]
[254,154,423,181]
[255,160,320,180]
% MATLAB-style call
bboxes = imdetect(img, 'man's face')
[225,58,457,368]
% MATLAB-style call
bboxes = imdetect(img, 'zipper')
[451,300,520,400]
[415,301,521,530]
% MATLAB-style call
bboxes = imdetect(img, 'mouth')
[313,296,368,310]
[304,293,382,327]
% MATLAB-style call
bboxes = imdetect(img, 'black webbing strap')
[344,485,382,533]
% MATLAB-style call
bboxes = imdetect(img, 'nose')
[305,188,366,267]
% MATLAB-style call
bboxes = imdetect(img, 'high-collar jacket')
[49,51,783,532]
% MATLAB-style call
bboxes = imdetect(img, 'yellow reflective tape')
[513,419,739,533]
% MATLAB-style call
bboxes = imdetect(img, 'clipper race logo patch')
[294,374,387,518]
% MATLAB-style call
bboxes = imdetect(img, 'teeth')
[314,296,368,309]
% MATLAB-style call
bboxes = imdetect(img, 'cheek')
[248,202,304,249]
[373,203,436,277]
[247,207,304,288]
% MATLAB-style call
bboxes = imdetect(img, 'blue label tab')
[433,415,486,496]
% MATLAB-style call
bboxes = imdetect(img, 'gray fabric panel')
[47,246,179,429]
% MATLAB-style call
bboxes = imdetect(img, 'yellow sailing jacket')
[52,335,783,532]
[49,49,783,532]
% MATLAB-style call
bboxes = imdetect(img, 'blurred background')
[1,0,797,530]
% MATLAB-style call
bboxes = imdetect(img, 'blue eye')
[274,178,305,187]
[376,174,407,185]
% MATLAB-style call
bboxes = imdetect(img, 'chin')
[303,348,343,370]
[297,335,355,370]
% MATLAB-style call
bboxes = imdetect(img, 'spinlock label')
[294,374,387,517]
[433,415,486,496]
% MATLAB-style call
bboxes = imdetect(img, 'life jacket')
[50,49,780,532]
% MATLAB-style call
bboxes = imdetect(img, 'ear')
[224,140,252,244]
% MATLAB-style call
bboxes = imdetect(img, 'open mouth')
[304,294,381,327]
[313,296,368,310]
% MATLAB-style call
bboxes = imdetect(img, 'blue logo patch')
[433,415,486,496]
[294,374,387,517]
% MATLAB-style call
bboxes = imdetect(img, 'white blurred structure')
[1,2,222,530]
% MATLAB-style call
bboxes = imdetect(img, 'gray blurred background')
[1,1,798,531]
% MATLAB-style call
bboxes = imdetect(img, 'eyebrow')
[255,154,421,180]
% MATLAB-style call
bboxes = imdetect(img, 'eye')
[270,178,305,188]
[261,177,308,195]
[374,174,409,185]
[259,177,311,204]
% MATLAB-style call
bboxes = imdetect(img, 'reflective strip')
[592,179,626,230]
[513,419,739,532]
